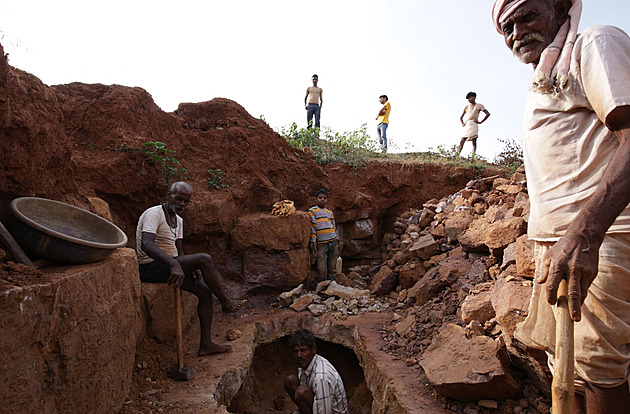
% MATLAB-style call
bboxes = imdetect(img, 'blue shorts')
[139,261,170,283]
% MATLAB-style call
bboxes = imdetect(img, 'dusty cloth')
[492,0,583,95]
[270,200,296,216]
[462,120,478,140]
[515,234,630,387]
[135,205,182,265]
[522,26,630,241]
[462,103,485,139]
[298,354,348,414]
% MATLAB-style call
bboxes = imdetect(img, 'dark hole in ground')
[228,335,372,414]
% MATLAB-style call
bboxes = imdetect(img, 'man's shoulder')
[578,25,630,46]
[140,205,161,217]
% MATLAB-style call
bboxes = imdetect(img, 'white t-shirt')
[135,205,183,264]
[523,26,630,241]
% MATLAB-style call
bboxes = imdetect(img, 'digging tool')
[0,220,35,268]
[552,279,574,413]
[166,288,195,381]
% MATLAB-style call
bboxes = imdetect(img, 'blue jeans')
[377,122,388,150]
[307,103,321,129]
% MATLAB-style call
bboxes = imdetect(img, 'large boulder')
[231,211,311,290]
[141,283,198,342]
[0,249,142,414]
[420,324,519,401]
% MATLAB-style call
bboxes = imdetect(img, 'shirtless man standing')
[305,74,323,129]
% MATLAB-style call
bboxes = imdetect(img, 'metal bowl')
[10,197,128,264]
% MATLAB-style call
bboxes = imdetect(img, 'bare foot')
[222,299,247,313]
[198,343,232,356]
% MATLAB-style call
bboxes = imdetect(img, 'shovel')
[166,288,195,381]
[0,220,34,268]
[552,279,574,413]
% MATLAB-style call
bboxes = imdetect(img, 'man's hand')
[538,231,601,322]
[310,242,318,257]
[167,261,186,289]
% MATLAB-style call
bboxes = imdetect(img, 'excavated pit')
[206,312,446,414]
[226,335,372,413]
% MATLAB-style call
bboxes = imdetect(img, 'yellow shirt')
[377,102,391,124]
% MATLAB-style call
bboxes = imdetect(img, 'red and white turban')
[492,0,583,95]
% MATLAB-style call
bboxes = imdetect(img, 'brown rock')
[87,196,113,221]
[492,277,532,337]
[485,217,527,251]
[461,289,496,324]
[459,218,491,254]
[290,294,316,312]
[443,209,474,244]
[516,234,536,279]
[395,314,417,337]
[343,219,375,240]
[0,249,142,414]
[409,234,441,260]
[142,283,198,343]
[369,265,398,296]
[398,262,426,289]
[420,324,520,402]
[231,211,310,251]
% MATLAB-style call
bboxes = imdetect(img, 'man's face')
[379,97,386,105]
[499,0,566,65]
[312,76,318,86]
[166,187,191,215]
[467,95,476,104]
[316,193,328,208]
[294,344,316,369]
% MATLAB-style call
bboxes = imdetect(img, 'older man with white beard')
[493,0,630,412]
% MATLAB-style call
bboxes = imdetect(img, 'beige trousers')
[515,233,630,387]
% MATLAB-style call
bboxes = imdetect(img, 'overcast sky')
[2,0,629,160]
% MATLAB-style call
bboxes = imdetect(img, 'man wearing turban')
[492,0,630,412]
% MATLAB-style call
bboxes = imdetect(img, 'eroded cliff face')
[0,40,501,290]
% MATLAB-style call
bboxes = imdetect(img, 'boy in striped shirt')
[308,188,339,283]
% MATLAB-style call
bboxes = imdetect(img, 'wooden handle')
[174,288,184,369]
[552,279,574,414]
[0,221,35,268]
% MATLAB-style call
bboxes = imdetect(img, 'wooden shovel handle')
[552,279,575,414]
[0,220,35,268]
[174,288,184,369]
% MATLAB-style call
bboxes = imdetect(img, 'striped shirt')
[308,206,337,244]
[298,354,348,414]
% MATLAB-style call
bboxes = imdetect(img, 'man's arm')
[311,376,334,414]
[539,105,630,321]
[478,109,491,124]
[319,88,323,108]
[141,232,186,288]
[305,88,309,109]
[460,107,467,126]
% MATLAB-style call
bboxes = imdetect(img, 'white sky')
[1,0,629,160]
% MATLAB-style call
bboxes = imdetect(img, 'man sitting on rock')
[135,181,245,356]
[284,329,348,414]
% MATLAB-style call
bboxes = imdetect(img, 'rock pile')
[277,169,555,412]
[275,280,393,318]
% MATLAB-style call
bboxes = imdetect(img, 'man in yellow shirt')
[376,95,391,153]
[458,92,490,158]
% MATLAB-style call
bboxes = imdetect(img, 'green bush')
[278,123,380,168]
[141,141,188,184]
[493,137,523,171]
[206,168,229,189]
